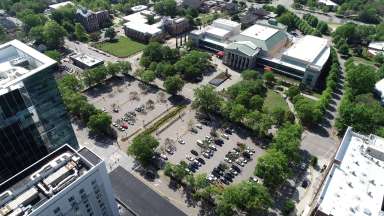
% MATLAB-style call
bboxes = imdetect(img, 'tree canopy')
[127,134,159,166]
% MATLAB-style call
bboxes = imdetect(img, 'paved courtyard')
[84,76,173,150]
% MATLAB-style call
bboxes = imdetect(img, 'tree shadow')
[306,124,330,137]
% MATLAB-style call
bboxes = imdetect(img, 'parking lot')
[84,76,173,145]
[156,109,265,185]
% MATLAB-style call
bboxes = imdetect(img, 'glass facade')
[0,66,78,182]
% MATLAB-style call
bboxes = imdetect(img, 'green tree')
[286,86,300,99]
[140,70,156,83]
[215,181,273,216]
[29,25,45,44]
[155,62,175,78]
[106,62,120,76]
[44,50,61,61]
[241,69,260,80]
[345,64,377,96]
[374,53,384,65]
[74,23,88,42]
[104,27,116,41]
[87,112,112,135]
[59,74,82,91]
[164,75,184,95]
[127,134,160,166]
[263,72,275,84]
[293,96,322,126]
[283,199,295,216]
[271,123,302,162]
[255,149,290,190]
[118,61,132,74]
[193,85,222,113]
[154,0,177,16]
[249,95,264,111]
[43,21,67,49]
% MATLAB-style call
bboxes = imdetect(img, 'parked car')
[232,164,241,173]
[195,124,203,129]
[209,145,217,151]
[186,155,194,161]
[197,157,205,165]
[214,139,224,146]
[159,154,168,160]
[249,176,259,183]
[191,150,199,156]
[221,133,229,140]
[190,127,198,133]
[178,139,186,145]
[203,152,210,158]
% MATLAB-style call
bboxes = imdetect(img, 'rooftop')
[48,1,74,10]
[122,10,163,35]
[282,35,329,65]
[206,27,231,38]
[70,53,103,67]
[109,166,186,216]
[130,5,148,12]
[0,145,100,216]
[213,18,241,28]
[0,40,56,95]
[317,127,384,216]
[318,0,338,6]
[240,23,279,41]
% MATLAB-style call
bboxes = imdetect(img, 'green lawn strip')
[141,105,186,135]
[263,90,289,112]
[95,37,146,57]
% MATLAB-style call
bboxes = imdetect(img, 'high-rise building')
[0,40,78,182]
[0,144,119,216]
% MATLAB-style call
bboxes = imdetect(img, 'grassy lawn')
[352,57,378,68]
[95,37,146,58]
[263,90,289,112]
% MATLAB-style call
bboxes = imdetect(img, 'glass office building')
[0,40,78,182]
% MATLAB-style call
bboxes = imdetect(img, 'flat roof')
[123,10,163,35]
[206,27,230,38]
[0,145,100,216]
[283,35,329,64]
[317,127,384,216]
[71,53,103,67]
[369,41,384,51]
[124,22,162,35]
[318,0,338,6]
[48,1,74,10]
[0,40,56,95]
[130,5,148,12]
[213,18,240,28]
[109,166,186,216]
[240,23,279,41]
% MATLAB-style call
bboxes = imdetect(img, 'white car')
[209,145,217,151]
[178,139,186,144]
[224,157,232,163]
[221,133,229,140]
[160,154,168,160]
[112,122,118,127]
[186,155,194,161]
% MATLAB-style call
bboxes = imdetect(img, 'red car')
[122,123,128,129]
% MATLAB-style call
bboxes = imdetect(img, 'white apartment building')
[314,127,384,216]
[0,145,119,216]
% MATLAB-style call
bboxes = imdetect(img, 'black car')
[243,152,251,159]
[214,139,224,146]
[224,128,232,135]
[188,164,197,172]
[231,164,241,173]
[197,157,205,165]
[220,177,230,185]
[191,150,199,156]
[224,174,233,182]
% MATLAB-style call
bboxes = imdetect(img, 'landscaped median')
[94,36,146,58]
[122,105,186,142]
